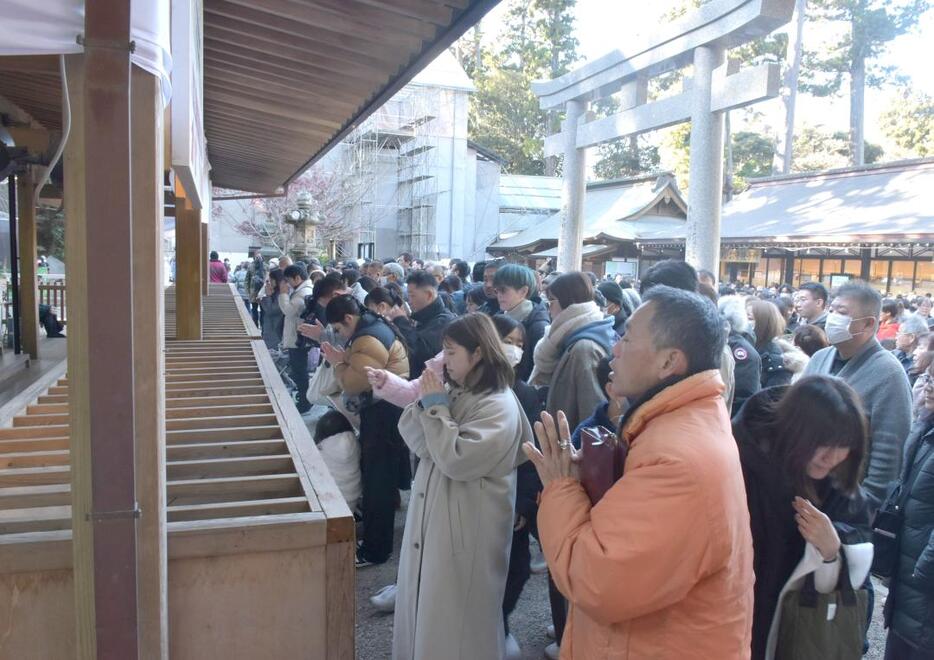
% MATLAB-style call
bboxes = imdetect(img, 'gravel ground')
[299,407,890,659]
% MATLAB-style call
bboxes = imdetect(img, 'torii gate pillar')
[557,99,588,273]
[685,45,726,274]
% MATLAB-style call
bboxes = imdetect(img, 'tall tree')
[802,0,928,165]
[775,0,808,173]
[464,0,579,175]
[880,87,934,156]
[791,124,884,171]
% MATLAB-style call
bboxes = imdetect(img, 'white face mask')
[502,343,524,367]
[825,312,863,345]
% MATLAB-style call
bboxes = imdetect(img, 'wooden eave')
[0,0,500,195]
[202,0,500,194]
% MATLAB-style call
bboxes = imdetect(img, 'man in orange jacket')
[524,285,755,659]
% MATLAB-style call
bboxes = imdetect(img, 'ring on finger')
[557,441,570,450]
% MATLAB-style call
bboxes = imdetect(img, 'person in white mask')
[802,280,913,511]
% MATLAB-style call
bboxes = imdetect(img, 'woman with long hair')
[321,294,410,567]
[393,313,533,660]
[749,299,807,387]
[732,376,870,658]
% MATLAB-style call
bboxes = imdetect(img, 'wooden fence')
[39,281,67,323]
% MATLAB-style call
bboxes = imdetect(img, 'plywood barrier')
[0,285,354,659]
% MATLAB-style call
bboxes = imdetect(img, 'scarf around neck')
[505,299,535,323]
[529,301,604,386]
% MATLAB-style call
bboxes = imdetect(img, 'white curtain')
[0,0,172,104]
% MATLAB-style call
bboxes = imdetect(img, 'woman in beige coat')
[393,313,533,660]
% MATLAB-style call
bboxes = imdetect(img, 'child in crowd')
[313,409,361,513]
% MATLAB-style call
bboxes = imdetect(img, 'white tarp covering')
[0,0,172,104]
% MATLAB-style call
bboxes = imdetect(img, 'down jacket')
[885,417,934,651]
[537,370,755,659]
[332,316,409,396]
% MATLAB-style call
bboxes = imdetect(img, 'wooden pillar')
[557,98,588,272]
[175,193,202,339]
[131,64,168,660]
[16,168,39,358]
[201,221,209,297]
[66,0,141,651]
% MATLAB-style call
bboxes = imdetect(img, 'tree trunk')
[849,47,866,166]
[724,111,734,201]
[778,0,806,174]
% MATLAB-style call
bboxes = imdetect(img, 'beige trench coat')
[392,386,533,660]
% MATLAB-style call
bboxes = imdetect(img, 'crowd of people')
[225,246,934,660]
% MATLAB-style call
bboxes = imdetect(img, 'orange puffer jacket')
[538,370,754,659]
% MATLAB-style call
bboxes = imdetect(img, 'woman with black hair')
[732,376,871,659]
[364,286,405,318]
[320,294,410,567]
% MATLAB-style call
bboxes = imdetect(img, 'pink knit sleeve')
[372,351,444,408]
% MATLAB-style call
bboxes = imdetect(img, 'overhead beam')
[533,0,793,110]
[543,62,780,157]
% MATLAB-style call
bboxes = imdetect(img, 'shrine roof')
[490,174,686,252]
[636,158,934,244]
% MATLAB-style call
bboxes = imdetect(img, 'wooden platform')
[0,284,354,658]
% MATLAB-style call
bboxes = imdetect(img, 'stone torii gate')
[534,0,794,275]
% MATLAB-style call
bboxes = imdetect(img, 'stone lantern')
[283,191,321,262]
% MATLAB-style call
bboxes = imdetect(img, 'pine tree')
[801,0,928,165]
[880,87,934,157]
[463,0,579,175]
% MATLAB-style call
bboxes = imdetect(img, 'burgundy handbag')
[579,426,629,505]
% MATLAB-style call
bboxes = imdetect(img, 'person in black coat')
[492,315,544,656]
[750,299,794,388]
[386,270,455,378]
[884,368,934,659]
[718,296,762,417]
[493,263,550,382]
[733,378,870,659]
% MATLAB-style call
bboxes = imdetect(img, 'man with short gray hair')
[894,313,930,376]
[803,280,913,509]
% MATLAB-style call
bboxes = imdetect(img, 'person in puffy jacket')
[525,285,754,660]
[321,295,409,567]
[719,296,762,416]
[884,364,934,659]
[313,409,361,512]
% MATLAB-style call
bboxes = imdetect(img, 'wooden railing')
[0,283,354,658]
[38,280,67,323]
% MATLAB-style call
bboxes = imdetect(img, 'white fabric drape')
[0,0,172,104]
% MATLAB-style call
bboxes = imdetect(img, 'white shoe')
[544,641,560,660]
[546,624,555,640]
[369,584,397,612]
[531,547,548,574]
[504,633,521,660]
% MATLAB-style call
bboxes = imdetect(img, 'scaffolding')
[341,85,440,259]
